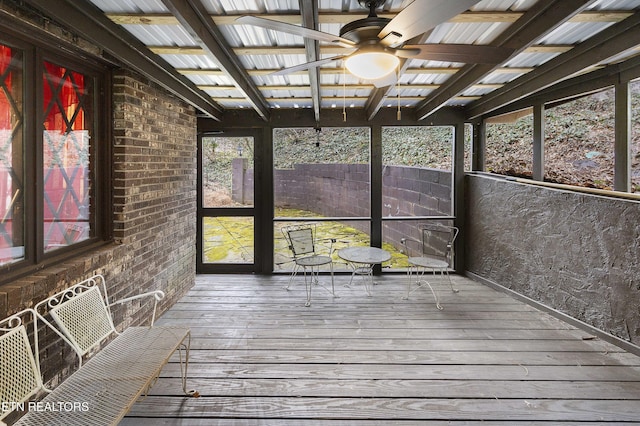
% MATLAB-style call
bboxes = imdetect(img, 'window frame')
[0,29,112,284]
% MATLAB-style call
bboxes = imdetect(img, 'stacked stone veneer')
[0,69,197,385]
[275,164,371,217]
[235,162,452,248]
[465,174,640,344]
[382,166,453,248]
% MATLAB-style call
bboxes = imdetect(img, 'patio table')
[338,246,391,296]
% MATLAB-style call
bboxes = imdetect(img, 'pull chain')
[397,70,401,121]
[342,64,347,122]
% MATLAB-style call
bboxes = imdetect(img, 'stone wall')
[235,161,452,249]
[382,165,452,216]
[237,162,452,219]
[275,164,372,217]
[0,69,197,385]
[465,174,640,344]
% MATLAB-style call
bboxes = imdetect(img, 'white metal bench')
[0,274,197,426]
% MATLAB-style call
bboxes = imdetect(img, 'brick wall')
[110,69,197,327]
[0,69,197,388]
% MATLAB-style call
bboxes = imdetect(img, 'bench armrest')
[108,290,166,326]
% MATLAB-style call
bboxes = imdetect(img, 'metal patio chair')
[282,224,335,307]
[401,223,459,309]
[0,308,42,426]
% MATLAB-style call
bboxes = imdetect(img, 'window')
[545,89,615,189]
[43,61,93,252]
[0,36,109,278]
[0,43,24,266]
[381,126,455,270]
[485,113,533,178]
[272,127,371,272]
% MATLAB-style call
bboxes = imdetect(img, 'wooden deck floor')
[121,274,640,425]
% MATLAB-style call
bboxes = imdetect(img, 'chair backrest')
[35,275,116,359]
[420,223,459,262]
[283,225,316,257]
[0,309,43,423]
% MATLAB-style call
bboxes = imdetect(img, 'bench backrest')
[35,275,117,359]
[0,309,43,423]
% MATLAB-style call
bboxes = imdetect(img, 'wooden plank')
[126,396,640,421]
[185,338,622,352]
[148,377,640,399]
[121,420,626,426]
[158,318,577,331]
[180,327,587,341]
[160,363,640,382]
[175,312,549,322]
[125,274,640,424]
[176,349,640,366]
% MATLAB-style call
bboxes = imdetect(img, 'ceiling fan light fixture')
[344,51,399,80]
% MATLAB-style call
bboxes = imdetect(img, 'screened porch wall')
[465,173,640,345]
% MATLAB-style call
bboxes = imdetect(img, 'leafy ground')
[486,83,640,191]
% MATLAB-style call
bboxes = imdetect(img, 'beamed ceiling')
[23,0,640,124]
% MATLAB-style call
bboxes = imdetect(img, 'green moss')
[205,208,411,268]
[203,216,254,263]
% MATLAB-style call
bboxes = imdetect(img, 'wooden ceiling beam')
[178,67,530,76]
[105,10,632,26]
[299,0,322,123]
[149,44,574,56]
[177,67,464,77]
[212,96,478,103]
[160,0,270,121]
[416,0,594,121]
[466,10,640,119]
[198,84,446,91]
[484,52,640,119]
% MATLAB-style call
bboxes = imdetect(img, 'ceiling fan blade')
[397,44,515,64]
[271,56,345,76]
[236,16,356,48]
[379,0,480,46]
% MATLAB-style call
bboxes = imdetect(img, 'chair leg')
[287,262,337,307]
[285,264,300,290]
[422,277,443,310]
[403,265,414,300]
[405,266,443,310]
[329,262,336,297]
[178,333,199,397]
[303,266,312,307]
[445,269,459,293]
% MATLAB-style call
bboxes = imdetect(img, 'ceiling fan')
[237,0,514,86]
